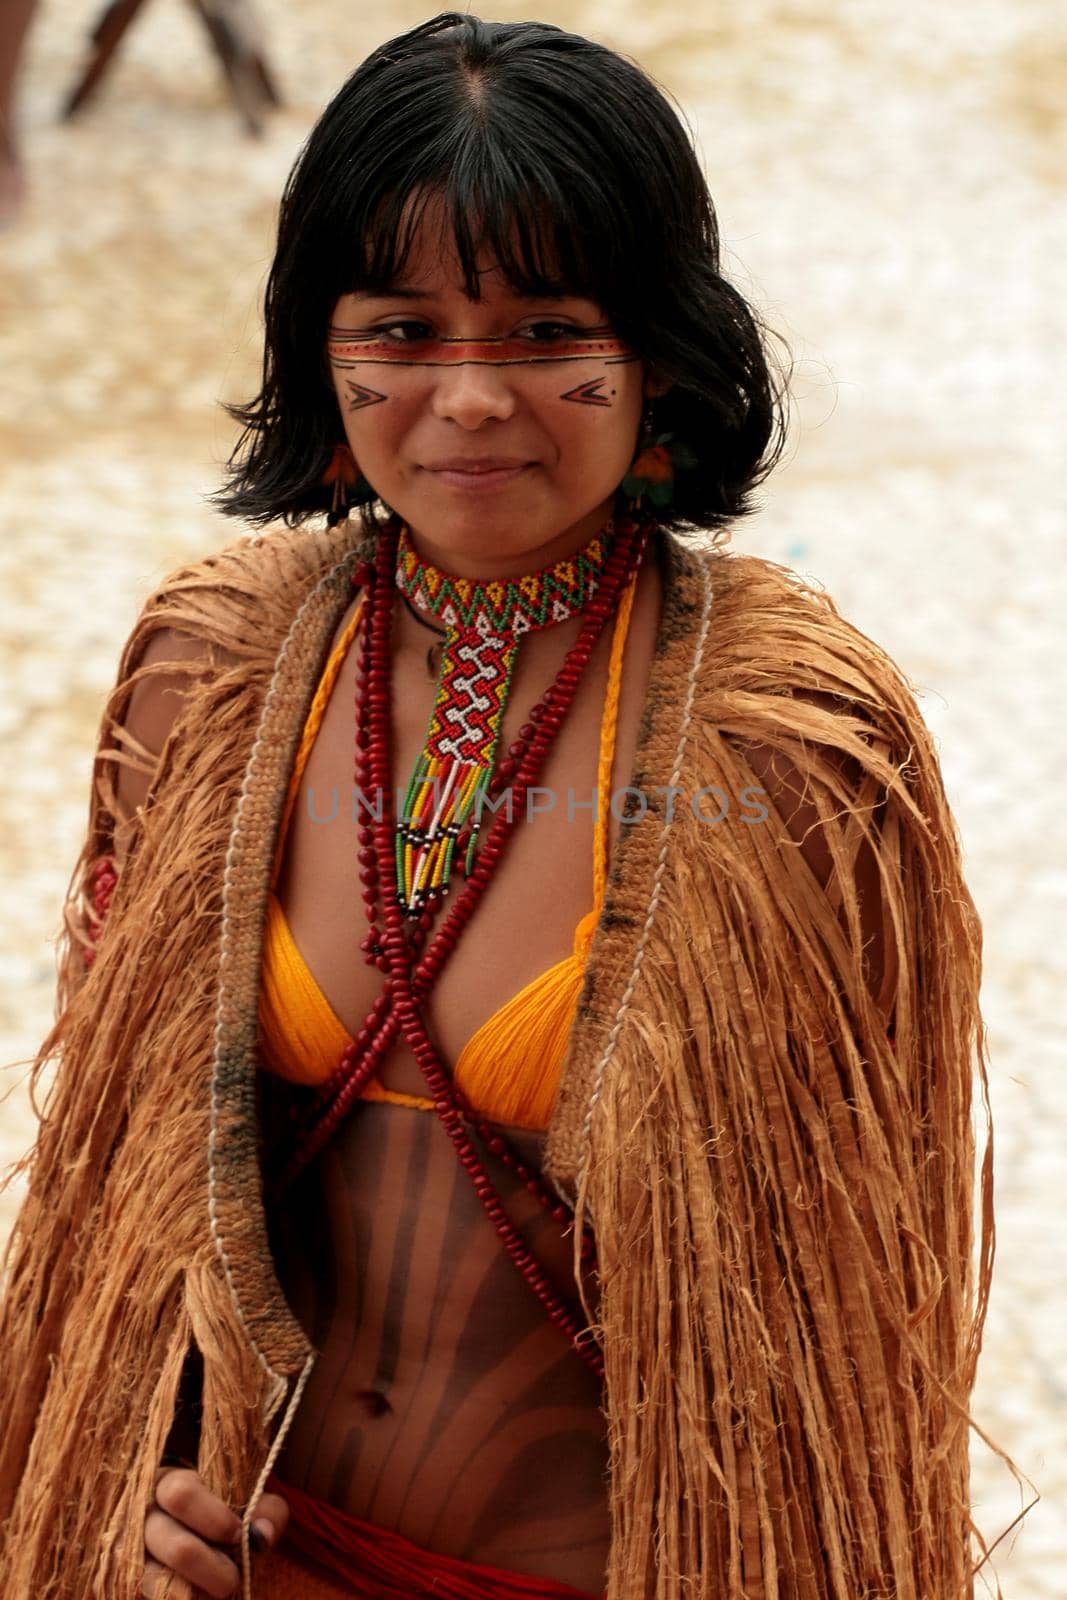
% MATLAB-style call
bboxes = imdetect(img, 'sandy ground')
[1,1,1064,1589]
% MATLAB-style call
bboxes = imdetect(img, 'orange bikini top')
[257,569,638,1131]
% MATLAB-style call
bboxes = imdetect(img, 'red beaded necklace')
[271,508,651,1377]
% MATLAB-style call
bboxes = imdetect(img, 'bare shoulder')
[114,626,239,855]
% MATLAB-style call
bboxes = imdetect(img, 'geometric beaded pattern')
[394,520,615,913]
[432,625,516,764]
[396,626,519,912]
[396,523,614,636]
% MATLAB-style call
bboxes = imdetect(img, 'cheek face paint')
[344,379,387,411]
[326,325,637,368]
[560,375,616,407]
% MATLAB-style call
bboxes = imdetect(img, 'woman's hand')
[141,1466,290,1598]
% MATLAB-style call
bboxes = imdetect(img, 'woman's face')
[327,200,648,576]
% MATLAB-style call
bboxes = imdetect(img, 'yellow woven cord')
[268,595,366,890]
[258,570,639,1127]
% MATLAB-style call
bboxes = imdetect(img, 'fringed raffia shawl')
[0,519,355,1599]
[547,541,1016,1599]
[0,521,1018,1598]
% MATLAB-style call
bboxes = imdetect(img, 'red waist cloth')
[258,1470,603,1600]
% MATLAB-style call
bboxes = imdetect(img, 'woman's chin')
[390,478,618,572]
[400,491,558,554]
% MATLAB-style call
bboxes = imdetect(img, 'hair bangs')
[345,147,604,305]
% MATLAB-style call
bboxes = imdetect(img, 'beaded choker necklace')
[394,521,616,915]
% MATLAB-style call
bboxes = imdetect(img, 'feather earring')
[621,401,697,509]
[322,442,362,525]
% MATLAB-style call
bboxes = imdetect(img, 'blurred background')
[0,1,1063,1590]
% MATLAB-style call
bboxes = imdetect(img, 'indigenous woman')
[0,14,999,1600]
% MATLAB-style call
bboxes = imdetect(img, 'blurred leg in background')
[62,0,282,137]
[0,0,37,223]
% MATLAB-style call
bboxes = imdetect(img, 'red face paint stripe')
[327,332,636,366]
[328,347,636,365]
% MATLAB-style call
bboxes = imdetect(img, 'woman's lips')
[422,461,533,491]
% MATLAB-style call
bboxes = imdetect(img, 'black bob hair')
[216,12,791,532]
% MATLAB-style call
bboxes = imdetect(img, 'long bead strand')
[274,515,647,1374]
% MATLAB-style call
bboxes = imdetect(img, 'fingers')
[251,1487,291,1544]
[143,1467,289,1600]
[145,1468,244,1600]
[154,1468,243,1546]
[143,1509,241,1599]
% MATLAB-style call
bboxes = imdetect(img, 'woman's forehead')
[348,268,590,307]
[360,187,587,302]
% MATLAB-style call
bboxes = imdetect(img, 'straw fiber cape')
[0,517,994,1599]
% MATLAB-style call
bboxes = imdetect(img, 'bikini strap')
[270,594,366,891]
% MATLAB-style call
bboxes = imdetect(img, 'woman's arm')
[111,627,218,868]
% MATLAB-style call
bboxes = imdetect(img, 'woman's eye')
[375,321,433,343]
[519,321,578,342]
[366,319,585,344]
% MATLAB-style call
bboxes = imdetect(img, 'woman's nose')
[430,361,518,428]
